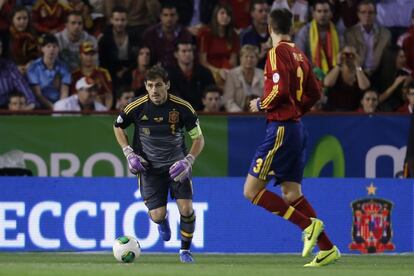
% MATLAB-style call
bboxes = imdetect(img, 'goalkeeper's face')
[145,78,169,105]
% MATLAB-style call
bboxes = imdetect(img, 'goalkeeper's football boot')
[304,245,341,267]
[302,218,324,257]
[158,218,171,241]
[179,249,195,263]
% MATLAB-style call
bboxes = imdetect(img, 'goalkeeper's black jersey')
[114,94,199,169]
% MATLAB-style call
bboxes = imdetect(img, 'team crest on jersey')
[116,115,123,124]
[272,73,280,83]
[142,128,150,135]
[349,183,395,254]
[169,111,179,124]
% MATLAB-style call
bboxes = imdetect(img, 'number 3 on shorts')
[253,158,263,174]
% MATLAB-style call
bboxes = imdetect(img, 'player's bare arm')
[113,125,129,149]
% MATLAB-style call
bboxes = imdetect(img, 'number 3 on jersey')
[253,158,263,174]
[296,66,304,101]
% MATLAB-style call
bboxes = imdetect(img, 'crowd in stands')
[1,0,414,114]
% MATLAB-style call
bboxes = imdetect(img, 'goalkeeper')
[113,65,205,263]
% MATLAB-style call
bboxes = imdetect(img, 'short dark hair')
[7,91,26,103]
[66,10,83,23]
[161,1,177,12]
[145,65,169,82]
[202,85,222,98]
[357,0,376,12]
[268,8,292,35]
[249,0,268,12]
[39,33,58,47]
[312,0,332,10]
[111,5,128,16]
[174,40,194,52]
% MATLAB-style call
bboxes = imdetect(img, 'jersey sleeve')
[259,47,287,110]
[181,104,202,139]
[114,109,133,129]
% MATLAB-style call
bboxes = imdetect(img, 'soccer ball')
[113,236,141,263]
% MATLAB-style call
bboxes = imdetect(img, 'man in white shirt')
[53,77,107,112]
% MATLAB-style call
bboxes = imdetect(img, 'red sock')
[291,196,333,250]
[253,189,311,230]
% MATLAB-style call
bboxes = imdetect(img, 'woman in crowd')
[357,89,379,114]
[127,44,152,96]
[324,46,370,111]
[223,45,263,112]
[198,3,239,87]
[7,6,38,67]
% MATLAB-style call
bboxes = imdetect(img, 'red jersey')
[32,0,69,33]
[260,41,321,121]
[71,67,112,104]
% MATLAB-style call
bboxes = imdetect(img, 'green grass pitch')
[0,253,413,276]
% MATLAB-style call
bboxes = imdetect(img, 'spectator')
[376,0,414,43]
[98,5,135,91]
[324,46,370,111]
[103,0,160,42]
[32,0,69,34]
[55,11,97,72]
[330,0,360,31]
[126,44,152,95]
[71,41,113,109]
[377,48,412,111]
[397,83,414,114]
[295,0,342,74]
[0,0,14,33]
[398,9,414,72]
[202,85,223,112]
[240,0,270,69]
[163,0,219,36]
[198,3,240,86]
[223,45,264,112]
[54,76,107,111]
[7,91,27,111]
[0,40,35,109]
[7,5,38,66]
[271,0,309,35]
[356,89,379,113]
[115,85,135,110]
[221,0,251,31]
[344,0,391,78]
[67,0,94,32]
[167,41,215,111]
[27,34,71,109]
[143,2,193,68]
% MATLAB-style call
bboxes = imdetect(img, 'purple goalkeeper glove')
[169,154,195,182]
[122,146,148,174]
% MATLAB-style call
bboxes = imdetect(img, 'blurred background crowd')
[0,0,414,114]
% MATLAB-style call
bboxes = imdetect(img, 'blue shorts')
[248,120,307,184]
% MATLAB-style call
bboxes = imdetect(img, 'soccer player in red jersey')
[244,8,340,267]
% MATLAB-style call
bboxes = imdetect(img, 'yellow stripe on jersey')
[269,48,277,71]
[124,96,148,114]
[283,206,295,220]
[170,95,196,114]
[260,85,279,109]
[259,126,285,180]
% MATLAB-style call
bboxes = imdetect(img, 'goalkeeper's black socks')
[180,211,196,250]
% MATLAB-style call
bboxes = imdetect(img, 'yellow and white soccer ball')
[113,236,141,263]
